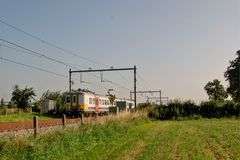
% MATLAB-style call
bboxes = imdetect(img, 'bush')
[148,100,240,120]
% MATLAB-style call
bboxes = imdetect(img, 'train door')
[78,92,83,110]
[72,93,78,109]
[65,94,71,111]
[95,97,99,113]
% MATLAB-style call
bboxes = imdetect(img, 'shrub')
[148,100,240,120]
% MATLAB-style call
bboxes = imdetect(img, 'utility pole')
[69,68,72,108]
[69,68,71,93]
[69,66,137,108]
[134,65,137,110]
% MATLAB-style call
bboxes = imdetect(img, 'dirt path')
[0,118,81,132]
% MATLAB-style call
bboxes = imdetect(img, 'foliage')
[7,101,16,108]
[40,90,67,114]
[137,102,154,109]
[0,98,4,108]
[11,85,36,109]
[204,79,228,101]
[224,50,240,101]
[41,90,61,101]
[148,100,240,120]
[108,94,116,105]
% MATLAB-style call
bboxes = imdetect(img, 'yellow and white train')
[65,89,134,116]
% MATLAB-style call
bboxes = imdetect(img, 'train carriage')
[65,89,134,116]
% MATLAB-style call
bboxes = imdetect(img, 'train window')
[89,98,92,104]
[107,100,109,105]
[93,98,95,104]
[73,96,76,103]
[66,96,70,103]
[105,100,107,105]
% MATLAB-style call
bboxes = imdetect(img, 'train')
[65,89,135,116]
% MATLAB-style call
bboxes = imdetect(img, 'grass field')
[0,112,50,123]
[0,115,240,160]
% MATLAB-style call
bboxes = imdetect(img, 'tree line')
[0,85,66,114]
[145,50,240,119]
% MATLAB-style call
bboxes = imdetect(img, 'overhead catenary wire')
[136,79,148,91]
[70,75,128,97]
[137,73,154,90]
[0,38,77,69]
[0,56,67,78]
[0,39,132,92]
[82,81,128,96]
[0,43,87,69]
[0,56,127,96]
[0,18,135,87]
[0,18,110,68]
[0,18,148,99]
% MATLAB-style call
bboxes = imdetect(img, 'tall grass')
[0,112,148,160]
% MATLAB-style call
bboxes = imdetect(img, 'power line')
[0,19,140,93]
[137,73,154,89]
[0,57,67,78]
[83,81,127,96]
[0,18,110,68]
[0,18,134,86]
[136,77,149,91]
[69,66,137,105]
[70,75,128,96]
[0,56,127,96]
[105,79,131,91]
[0,43,87,68]
[0,39,132,92]
[0,38,77,69]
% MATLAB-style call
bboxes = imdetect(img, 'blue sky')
[0,0,239,103]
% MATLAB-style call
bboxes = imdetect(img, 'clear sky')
[0,0,239,103]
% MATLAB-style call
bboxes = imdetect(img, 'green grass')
[0,112,50,122]
[0,115,240,160]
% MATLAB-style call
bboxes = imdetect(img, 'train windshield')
[66,96,70,103]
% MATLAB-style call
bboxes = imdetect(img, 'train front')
[65,91,84,116]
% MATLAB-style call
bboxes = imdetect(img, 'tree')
[108,94,116,106]
[40,90,66,113]
[7,101,16,108]
[11,85,36,109]
[204,79,228,101]
[224,50,240,101]
[0,98,4,108]
[41,90,62,102]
